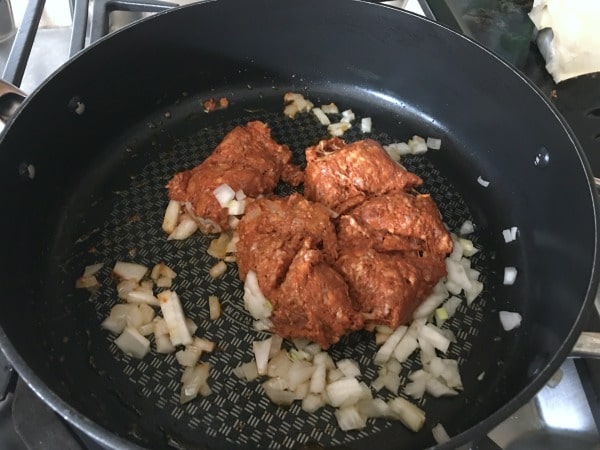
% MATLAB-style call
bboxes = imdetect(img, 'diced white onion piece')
[445,280,462,296]
[137,303,155,325]
[154,334,175,353]
[404,376,429,399]
[418,336,436,366]
[155,277,172,288]
[326,378,364,408]
[294,382,310,400]
[303,343,321,357]
[426,378,458,397]
[253,318,273,332]
[499,311,522,331]
[340,109,355,123]
[191,337,215,353]
[432,423,451,444]
[82,263,103,278]
[227,199,245,216]
[503,267,518,285]
[234,360,259,382]
[101,316,126,335]
[114,327,150,359]
[75,276,99,290]
[386,358,402,376]
[209,261,227,279]
[167,216,198,240]
[208,295,221,320]
[334,406,366,431]
[376,332,392,345]
[162,200,181,234]
[243,271,272,320]
[465,280,484,305]
[327,368,344,383]
[153,317,169,336]
[382,371,401,394]
[262,379,295,406]
[185,317,198,335]
[327,121,352,137]
[176,346,202,367]
[388,397,426,432]
[371,375,385,392]
[157,290,193,346]
[360,117,372,133]
[443,296,462,318]
[459,238,478,257]
[357,398,389,418]
[113,262,148,282]
[477,176,490,187]
[446,258,472,292]
[408,136,428,154]
[337,359,361,378]
[459,220,474,235]
[413,283,449,319]
[126,289,159,306]
[235,189,246,201]
[267,350,292,378]
[138,322,154,336]
[511,226,518,240]
[477,371,486,381]
[286,361,315,391]
[419,324,451,353]
[312,107,331,125]
[180,363,210,404]
[253,338,272,376]
[313,352,335,370]
[375,325,408,366]
[283,103,299,119]
[213,183,236,208]
[320,103,339,114]
[393,334,418,363]
[503,228,514,243]
[115,279,138,300]
[302,394,325,413]
[309,364,327,394]
[426,137,442,150]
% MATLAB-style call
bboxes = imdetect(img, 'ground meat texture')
[236,194,361,348]
[270,243,363,348]
[166,121,303,233]
[336,247,446,329]
[304,138,423,214]
[337,191,453,257]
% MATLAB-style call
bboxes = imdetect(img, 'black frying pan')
[0,0,598,449]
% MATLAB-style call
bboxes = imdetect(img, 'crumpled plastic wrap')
[529,0,600,83]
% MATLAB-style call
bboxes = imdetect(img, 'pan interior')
[35,86,513,450]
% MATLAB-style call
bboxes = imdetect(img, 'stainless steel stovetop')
[0,1,599,449]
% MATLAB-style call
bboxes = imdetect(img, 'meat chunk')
[304,138,423,214]
[337,191,453,257]
[236,194,362,348]
[336,191,452,328]
[166,121,303,233]
[336,247,446,329]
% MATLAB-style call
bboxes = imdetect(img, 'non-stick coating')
[0,1,597,449]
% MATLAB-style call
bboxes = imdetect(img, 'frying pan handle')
[0,79,26,133]
[571,332,600,358]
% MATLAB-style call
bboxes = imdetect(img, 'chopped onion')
[253,318,273,331]
[413,282,449,319]
[320,103,339,114]
[176,346,202,367]
[387,397,426,432]
[180,363,210,404]
[126,288,159,306]
[335,406,367,431]
[459,220,474,235]
[312,107,331,125]
[155,334,175,353]
[114,327,150,359]
[82,263,103,278]
[432,423,451,444]
[209,261,227,278]
[116,279,138,300]
[386,358,402,376]
[286,361,315,391]
[302,394,326,413]
[382,371,401,394]
[167,216,198,240]
[374,325,407,365]
[477,176,490,187]
[337,359,361,378]
[234,360,260,382]
[262,379,295,405]
[445,258,472,292]
[360,117,372,133]
[393,335,419,363]
[309,363,327,394]
[426,137,441,150]
[268,351,293,378]
[243,271,272,320]
[465,280,484,305]
[503,267,518,285]
[227,199,245,216]
[157,290,193,346]
[208,295,221,320]
[357,398,390,418]
[499,311,522,331]
[213,183,236,208]
[408,136,428,154]
[326,378,364,408]
[426,377,457,397]
[459,238,478,257]
[418,324,451,353]
[477,371,486,381]
[75,275,99,290]
[443,296,462,318]
[253,338,272,376]
[313,352,335,370]
[113,261,148,282]
[340,109,355,123]
[328,121,352,137]
[162,199,181,234]
[418,336,436,367]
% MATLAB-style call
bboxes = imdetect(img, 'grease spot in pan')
[534,147,550,168]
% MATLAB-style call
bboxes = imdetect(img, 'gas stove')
[1,1,599,449]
